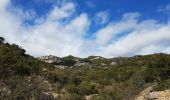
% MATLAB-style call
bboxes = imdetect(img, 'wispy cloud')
[157,4,170,14]
[85,1,95,8]
[94,11,110,25]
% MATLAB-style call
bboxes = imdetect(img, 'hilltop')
[0,37,170,100]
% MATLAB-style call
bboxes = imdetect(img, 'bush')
[154,79,170,91]
[15,64,31,76]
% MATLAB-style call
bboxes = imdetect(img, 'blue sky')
[11,0,170,21]
[1,0,170,57]
[10,0,170,29]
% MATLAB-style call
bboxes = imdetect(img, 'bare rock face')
[38,55,62,64]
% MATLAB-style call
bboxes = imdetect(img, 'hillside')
[0,37,170,100]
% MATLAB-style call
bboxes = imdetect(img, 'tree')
[0,37,4,44]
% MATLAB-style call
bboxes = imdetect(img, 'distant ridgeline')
[0,37,170,100]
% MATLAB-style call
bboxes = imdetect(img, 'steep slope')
[0,37,55,99]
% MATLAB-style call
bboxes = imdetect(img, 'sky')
[0,0,170,57]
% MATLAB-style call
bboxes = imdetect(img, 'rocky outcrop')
[38,55,62,64]
[54,65,68,69]
[74,61,89,67]
[38,55,92,69]
[147,90,170,100]
[38,55,118,69]
[136,85,170,100]
[135,86,153,100]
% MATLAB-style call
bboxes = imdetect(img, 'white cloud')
[95,12,139,46]
[8,7,37,23]
[157,4,170,14]
[23,6,89,57]
[95,20,170,57]
[48,3,75,21]
[94,11,109,25]
[137,45,163,55]
[0,1,170,58]
[0,1,90,57]
[0,0,10,10]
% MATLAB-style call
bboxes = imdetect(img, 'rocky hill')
[0,37,170,100]
[39,55,63,64]
[38,55,119,69]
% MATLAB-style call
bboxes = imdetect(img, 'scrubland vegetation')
[0,37,169,100]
